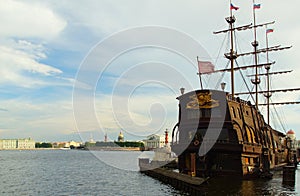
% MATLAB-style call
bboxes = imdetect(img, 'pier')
[139,158,208,195]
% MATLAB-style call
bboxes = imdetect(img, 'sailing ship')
[171,1,298,178]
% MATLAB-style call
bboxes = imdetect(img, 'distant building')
[67,140,82,148]
[17,138,36,149]
[52,141,82,148]
[143,134,167,149]
[118,131,124,142]
[0,138,35,150]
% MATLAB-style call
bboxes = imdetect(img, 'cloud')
[0,40,63,87]
[93,91,178,138]
[0,98,77,140]
[0,0,67,39]
[0,0,69,88]
[1,0,300,141]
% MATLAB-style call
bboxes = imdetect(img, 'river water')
[0,150,299,195]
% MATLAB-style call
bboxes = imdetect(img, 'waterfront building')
[17,138,35,149]
[0,138,35,149]
[0,139,16,149]
[68,140,82,148]
[52,141,82,148]
[143,134,167,149]
[118,131,124,142]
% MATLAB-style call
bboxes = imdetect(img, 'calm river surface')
[0,150,299,195]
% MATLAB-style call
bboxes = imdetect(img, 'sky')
[0,0,300,142]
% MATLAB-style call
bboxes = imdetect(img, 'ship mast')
[251,0,260,110]
[227,0,238,97]
[210,2,300,125]
[264,25,271,125]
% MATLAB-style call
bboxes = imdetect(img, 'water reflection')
[204,166,299,195]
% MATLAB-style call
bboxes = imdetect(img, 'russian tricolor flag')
[230,3,239,10]
[253,4,261,9]
[266,29,274,34]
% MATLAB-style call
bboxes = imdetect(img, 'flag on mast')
[253,4,261,9]
[198,61,215,74]
[230,3,239,10]
[266,29,274,34]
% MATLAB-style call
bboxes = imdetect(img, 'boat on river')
[171,1,299,178]
[59,147,71,150]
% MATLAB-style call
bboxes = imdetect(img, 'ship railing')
[243,142,262,147]
[172,139,240,146]
[227,95,251,105]
[203,139,239,145]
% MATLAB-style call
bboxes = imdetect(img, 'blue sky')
[0,0,300,142]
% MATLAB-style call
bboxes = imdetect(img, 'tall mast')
[251,0,260,110]
[264,26,272,125]
[226,0,238,97]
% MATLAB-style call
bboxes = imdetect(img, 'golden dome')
[118,131,124,142]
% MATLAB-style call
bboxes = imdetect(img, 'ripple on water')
[0,150,299,195]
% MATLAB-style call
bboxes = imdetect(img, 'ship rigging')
[199,0,299,129]
[171,0,299,178]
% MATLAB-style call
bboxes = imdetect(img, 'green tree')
[35,142,52,148]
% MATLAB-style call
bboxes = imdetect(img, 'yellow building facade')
[0,138,35,149]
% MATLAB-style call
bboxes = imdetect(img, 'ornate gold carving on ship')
[186,92,219,109]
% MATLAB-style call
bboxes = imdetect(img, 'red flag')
[198,61,215,74]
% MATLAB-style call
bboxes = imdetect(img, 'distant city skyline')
[0,0,300,141]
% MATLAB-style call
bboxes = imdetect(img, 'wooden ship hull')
[171,90,293,178]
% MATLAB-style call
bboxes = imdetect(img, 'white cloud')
[0,98,77,140]
[0,0,66,39]
[0,40,63,87]
[1,0,300,141]
[0,0,69,88]
[93,92,178,138]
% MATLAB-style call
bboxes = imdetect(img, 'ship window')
[252,129,258,143]
[246,127,253,143]
[245,157,249,165]
[246,110,249,115]
[250,158,253,165]
[231,107,236,118]
[237,108,241,119]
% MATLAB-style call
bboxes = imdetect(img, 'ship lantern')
[221,82,226,91]
[180,87,185,95]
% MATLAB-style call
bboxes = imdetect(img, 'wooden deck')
[140,161,209,196]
